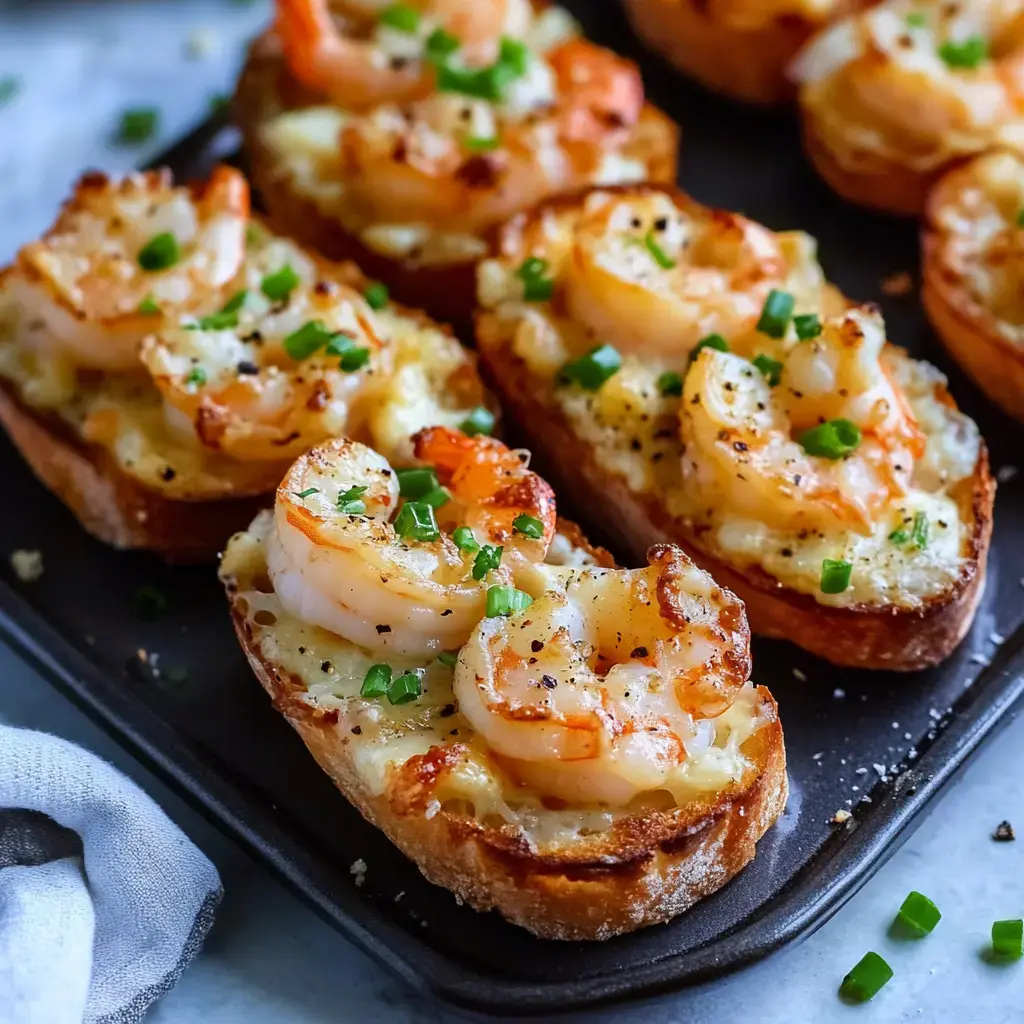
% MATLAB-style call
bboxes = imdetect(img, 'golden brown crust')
[475,316,994,672]
[0,381,266,562]
[233,28,679,333]
[922,157,1024,421]
[222,516,786,939]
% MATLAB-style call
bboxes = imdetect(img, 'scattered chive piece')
[895,892,941,937]
[337,484,368,515]
[261,264,300,301]
[134,585,169,620]
[0,76,19,106]
[340,346,371,372]
[798,418,861,459]
[911,511,929,549]
[387,671,422,705]
[752,353,783,387]
[396,467,439,500]
[689,334,729,364]
[499,36,530,75]
[512,513,544,540]
[559,344,622,390]
[793,313,822,340]
[938,35,988,70]
[425,27,460,64]
[191,309,240,331]
[184,366,207,389]
[839,952,893,1003]
[644,230,676,269]
[437,650,459,667]
[324,333,357,356]
[459,406,495,437]
[138,232,180,272]
[361,663,392,698]
[1017,208,1024,228]
[821,558,853,595]
[137,295,160,315]
[516,257,554,302]
[116,107,159,144]
[465,134,501,152]
[283,320,334,361]
[421,486,450,509]
[220,289,250,314]
[378,2,421,32]
[453,526,479,553]
[364,282,389,310]
[394,501,440,542]
[294,487,319,499]
[486,585,533,617]
[472,544,503,581]
[658,370,683,397]
[992,919,1024,959]
[906,11,927,27]
[756,289,795,339]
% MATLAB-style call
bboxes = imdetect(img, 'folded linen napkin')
[0,726,222,1024]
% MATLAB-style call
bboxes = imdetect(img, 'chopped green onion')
[821,558,852,595]
[453,526,479,553]
[516,257,554,302]
[513,514,544,540]
[939,35,988,70]
[644,230,676,269]
[798,418,862,459]
[906,11,927,28]
[421,486,450,509]
[294,487,318,499]
[1017,208,1024,229]
[559,344,622,390]
[465,134,500,152]
[0,77,19,106]
[911,511,929,549]
[425,27,460,64]
[992,919,1023,959]
[459,406,495,437]
[378,2,420,32]
[184,366,207,389]
[437,650,459,667]
[340,346,371,372]
[116,107,159,144]
[387,671,422,705]
[394,501,440,542]
[756,289,795,339]
[137,295,160,315]
[794,313,821,340]
[689,334,729,364]
[499,37,530,75]
[839,952,893,1003]
[190,309,240,331]
[658,370,683,397]
[220,289,250,314]
[752,353,783,387]
[895,892,941,937]
[361,663,391,698]
[437,63,505,101]
[138,232,180,272]
[396,467,439,500]
[324,333,357,356]
[472,544,503,581]
[364,282,389,310]
[337,484,368,516]
[283,320,334,361]
[134,585,169,620]
[486,585,533,617]
[261,264,300,301]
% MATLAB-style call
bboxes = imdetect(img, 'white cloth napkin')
[0,726,222,1024]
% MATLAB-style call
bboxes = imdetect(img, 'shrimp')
[8,166,248,373]
[455,544,752,806]
[680,306,922,534]
[266,432,556,656]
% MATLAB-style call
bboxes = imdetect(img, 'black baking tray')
[4,2,1024,1015]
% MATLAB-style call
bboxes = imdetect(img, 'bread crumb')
[10,549,43,582]
[832,809,852,824]
[350,858,367,887]
[881,271,912,295]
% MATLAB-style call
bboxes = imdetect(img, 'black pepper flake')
[351,725,362,735]
[298,646,306,654]
[654,217,668,231]
[160,466,176,481]
[320,660,331,672]
[439,703,457,718]
[531,639,544,652]
[630,646,648,658]
[541,674,558,689]
[780,547,793,558]
[441,609,453,617]
[237,360,259,375]
[994,820,1015,842]
[733,441,749,452]
[375,624,392,634]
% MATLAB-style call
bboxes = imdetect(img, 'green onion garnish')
[992,919,1023,959]
[221,290,250,314]
[340,346,371,372]
[387,671,422,705]
[1016,208,1024,229]
[689,334,729,364]
[437,63,506,101]
[459,406,495,437]
[116,107,159,144]
[644,230,676,269]
[137,295,160,315]
[559,344,622,390]
[425,27,460,64]
[294,487,319,499]
[793,313,821,340]
[752,353,783,387]
[938,35,988,70]
[138,232,180,272]
[911,511,929,549]
[756,289,795,339]
[396,467,439,500]
[486,585,533,617]
[337,484,368,515]
[437,651,459,667]
[895,892,941,937]
[512,514,544,539]
[191,309,240,331]
[184,366,207,389]
[361,663,391,698]
[134,585,169,620]
[906,11,927,28]
[472,544,503,580]
[839,952,893,1003]
[515,257,554,302]
[261,264,300,301]
[798,418,862,459]
[465,134,500,152]
[283,320,335,361]
[453,526,479,553]
[821,558,853,595]
[394,501,440,542]
[421,486,450,509]
[364,282,389,310]
[499,37,530,75]
[378,2,420,32]
[658,370,683,397]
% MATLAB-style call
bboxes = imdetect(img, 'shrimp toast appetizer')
[923,149,1024,420]
[0,167,490,560]
[233,0,678,330]
[792,0,1024,215]
[622,0,861,106]
[220,429,786,939]
[475,184,994,670]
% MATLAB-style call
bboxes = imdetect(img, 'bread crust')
[233,29,679,333]
[222,517,787,940]
[922,156,1024,421]
[475,318,994,672]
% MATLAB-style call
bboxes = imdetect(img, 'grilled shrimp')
[8,167,248,373]
[455,544,751,806]
[267,432,554,656]
[681,306,924,534]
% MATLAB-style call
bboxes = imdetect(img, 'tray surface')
[3,2,1024,1014]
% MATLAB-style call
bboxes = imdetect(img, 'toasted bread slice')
[475,184,994,670]
[923,149,1024,421]
[219,435,787,940]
